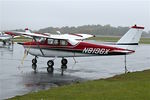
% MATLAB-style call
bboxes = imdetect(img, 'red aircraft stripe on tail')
[131,25,144,29]
[25,28,29,30]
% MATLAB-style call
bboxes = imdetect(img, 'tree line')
[38,24,150,37]
[14,24,150,37]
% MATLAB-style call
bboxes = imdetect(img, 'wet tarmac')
[0,42,150,99]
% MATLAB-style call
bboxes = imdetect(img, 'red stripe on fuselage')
[22,41,134,54]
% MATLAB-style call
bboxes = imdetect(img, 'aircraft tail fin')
[116,25,144,50]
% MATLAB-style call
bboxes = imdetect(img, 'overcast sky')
[0,0,150,31]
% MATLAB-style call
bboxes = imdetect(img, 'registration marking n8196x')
[82,48,110,54]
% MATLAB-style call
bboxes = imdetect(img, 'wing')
[55,31,95,40]
[47,33,94,40]
[4,30,95,41]
[4,31,48,38]
[66,33,95,40]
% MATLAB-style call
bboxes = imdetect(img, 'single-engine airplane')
[5,25,144,73]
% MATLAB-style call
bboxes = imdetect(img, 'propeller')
[21,37,45,65]
[21,49,28,65]
[21,42,32,65]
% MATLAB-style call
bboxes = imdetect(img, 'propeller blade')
[21,46,30,65]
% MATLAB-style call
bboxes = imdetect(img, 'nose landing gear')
[32,58,37,64]
[32,64,37,71]
[32,57,37,71]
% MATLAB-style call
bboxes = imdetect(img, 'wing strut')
[33,37,45,56]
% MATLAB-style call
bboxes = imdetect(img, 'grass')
[139,38,150,44]
[9,69,150,100]
[14,39,32,42]
[14,36,32,42]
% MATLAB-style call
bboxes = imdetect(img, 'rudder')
[116,25,144,50]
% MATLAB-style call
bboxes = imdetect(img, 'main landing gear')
[61,58,68,66]
[61,58,68,75]
[31,57,68,74]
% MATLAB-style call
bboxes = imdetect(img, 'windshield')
[39,38,46,43]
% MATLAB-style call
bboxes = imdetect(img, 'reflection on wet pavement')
[0,43,150,99]
[21,72,85,93]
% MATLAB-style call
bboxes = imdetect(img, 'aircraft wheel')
[32,58,37,64]
[47,66,54,73]
[61,58,68,65]
[47,60,54,67]
[32,64,37,71]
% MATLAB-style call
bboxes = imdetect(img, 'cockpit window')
[39,38,46,44]
[47,39,54,44]
[60,40,68,46]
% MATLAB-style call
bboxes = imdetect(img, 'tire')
[47,66,54,73]
[32,64,37,71]
[61,59,68,65]
[47,60,54,67]
[32,58,37,64]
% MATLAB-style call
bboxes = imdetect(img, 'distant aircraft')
[5,25,144,73]
[0,28,38,45]
[0,29,25,45]
[0,31,14,45]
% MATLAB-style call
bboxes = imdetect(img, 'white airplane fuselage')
[21,38,134,58]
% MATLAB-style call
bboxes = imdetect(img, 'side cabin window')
[47,39,68,46]
[53,39,59,45]
[47,39,54,44]
[60,40,68,46]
